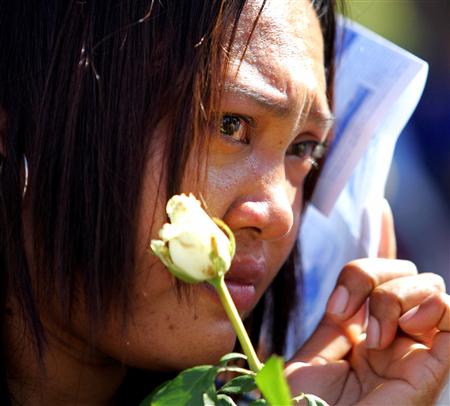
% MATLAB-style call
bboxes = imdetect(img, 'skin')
[287,259,450,405]
[286,208,449,404]
[110,0,334,371]
[5,0,449,404]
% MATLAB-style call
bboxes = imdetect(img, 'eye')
[287,139,325,168]
[220,114,249,143]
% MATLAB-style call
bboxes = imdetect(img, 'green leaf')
[201,390,237,406]
[219,375,257,395]
[249,399,267,405]
[140,381,171,406]
[216,394,238,406]
[220,366,255,376]
[143,370,211,406]
[304,394,329,406]
[202,391,216,406]
[219,352,248,365]
[209,236,227,277]
[255,355,292,406]
[140,365,219,406]
[212,217,236,260]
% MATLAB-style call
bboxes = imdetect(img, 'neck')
[6,312,127,406]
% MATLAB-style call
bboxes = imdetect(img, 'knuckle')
[422,273,446,291]
[370,287,401,316]
[399,259,419,275]
[339,259,377,291]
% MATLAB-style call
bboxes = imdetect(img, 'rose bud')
[150,193,235,283]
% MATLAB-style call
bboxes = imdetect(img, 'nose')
[223,171,295,241]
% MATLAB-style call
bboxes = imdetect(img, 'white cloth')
[286,17,428,357]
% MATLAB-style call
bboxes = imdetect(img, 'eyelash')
[286,140,325,168]
[219,113,325,167]
[219,114,250,144]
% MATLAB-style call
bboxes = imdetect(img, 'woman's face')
[94,0,333,370]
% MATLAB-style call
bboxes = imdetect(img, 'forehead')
[226,0,327,115]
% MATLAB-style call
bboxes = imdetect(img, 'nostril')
[270,198,293,239]
[225,200,270,233]
[224,198,294,241]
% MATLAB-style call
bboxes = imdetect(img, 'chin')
[117,320,238,372]
[168,324,238,371]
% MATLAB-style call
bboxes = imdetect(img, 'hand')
[286,259,450,405]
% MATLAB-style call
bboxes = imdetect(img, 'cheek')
[268,179,303,259]
[255,188,303,301]
[292,182,304,225]
[285,158,310,192]
[201,159,244,217]
[265,209,301,276]
[91,262,237,371]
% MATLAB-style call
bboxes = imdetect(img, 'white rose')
[150,193,235,283]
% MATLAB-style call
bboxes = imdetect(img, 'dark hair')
[0,0,336,402]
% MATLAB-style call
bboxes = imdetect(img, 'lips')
[225,256,266,285]
[201,255,266,315]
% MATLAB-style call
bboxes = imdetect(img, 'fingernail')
[399,305,420,324]
[366,316,380,349]
[327,285,349,316]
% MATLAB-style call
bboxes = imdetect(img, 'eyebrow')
[305,110,336,131]
[224,81,335,130]
[224,82,293,117]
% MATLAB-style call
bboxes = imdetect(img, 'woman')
[0,0,448,404]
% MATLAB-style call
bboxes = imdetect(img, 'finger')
[366,273,446,350]
[290,319,352,365]
[377,199,397,259]
[360,334,450,405]
[390,332,450,403]
[429,331,450,378]
[429,332,450,404]
[285,360,350,404]
[291,305,367,365]
[399,292,450,336]
[326,258,417,321]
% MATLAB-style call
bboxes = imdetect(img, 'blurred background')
[345,0,450,286]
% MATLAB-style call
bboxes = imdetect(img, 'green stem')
[210,276,263,373]
[218,366,256,376]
